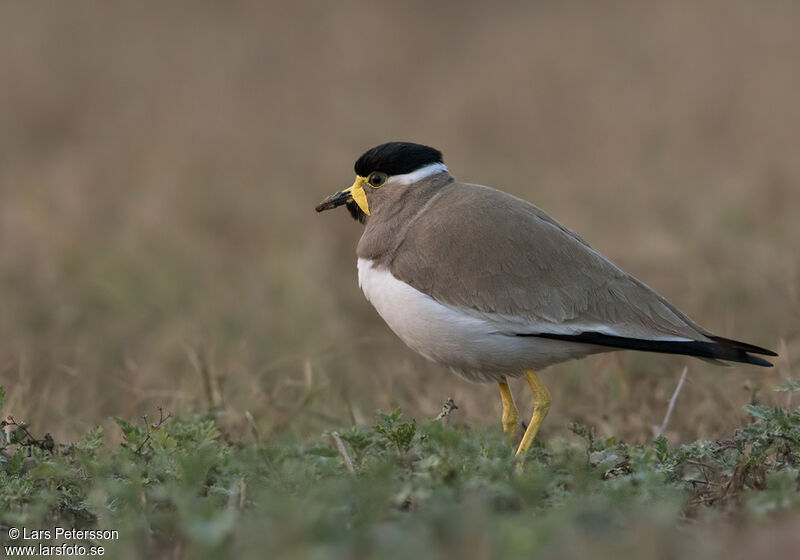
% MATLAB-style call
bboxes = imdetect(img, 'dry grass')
[0,1,797,451]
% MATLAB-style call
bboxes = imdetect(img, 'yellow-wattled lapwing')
[316,142,776,456]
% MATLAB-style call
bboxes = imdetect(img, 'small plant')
[775,379,800,393]
[374,408,417,455]
[570,422,597,451]
[113,407,173,456]
[338,426,376,467]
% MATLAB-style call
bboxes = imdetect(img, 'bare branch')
[133,407,172,455]
[329,431,355,474]
[655,366,688,439]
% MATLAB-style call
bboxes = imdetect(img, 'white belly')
[357,258,603,383]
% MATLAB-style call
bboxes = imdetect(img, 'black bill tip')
[315,191,350,213]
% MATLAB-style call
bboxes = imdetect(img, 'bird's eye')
[367,172,388,188]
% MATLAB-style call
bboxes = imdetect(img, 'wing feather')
[388,182,711,342]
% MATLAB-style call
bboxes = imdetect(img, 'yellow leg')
[515,370,551,457]
[498,379,519,437]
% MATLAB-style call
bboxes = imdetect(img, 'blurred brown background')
[0,1,797,443]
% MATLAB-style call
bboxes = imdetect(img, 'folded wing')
[389,182,775,366]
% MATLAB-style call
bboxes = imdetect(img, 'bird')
[315,141,777,457]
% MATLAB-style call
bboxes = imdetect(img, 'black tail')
[519,331,776,367]
[707,335,777,357]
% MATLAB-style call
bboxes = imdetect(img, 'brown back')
[359,178,711,341]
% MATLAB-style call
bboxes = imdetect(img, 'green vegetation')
[3,384,800,559]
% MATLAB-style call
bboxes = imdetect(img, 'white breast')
[357,258,604,382]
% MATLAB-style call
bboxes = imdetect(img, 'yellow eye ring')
[367,172,388,188]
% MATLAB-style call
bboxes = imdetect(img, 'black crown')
[354,142,443,177]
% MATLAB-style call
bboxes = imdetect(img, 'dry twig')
[655,366,688,438]
[329,431,355,474]
[245,411,284,487]
[434,398,459,427]
[185,345,223,408]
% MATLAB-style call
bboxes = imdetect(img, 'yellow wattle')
[347,176,370,216]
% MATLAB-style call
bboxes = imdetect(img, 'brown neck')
[356,173,454,266]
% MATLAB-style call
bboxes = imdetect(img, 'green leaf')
[775,379,800,392]
[743,404,774,420]
[340,428,373,454]
[374,408,417,455]
[113,416,145,448]
[150,427,177,452]
[77,426,104,452]
[0,386,5,416]
[7,447,26,476]
[653,436,671,464]
[9,427,27,445]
